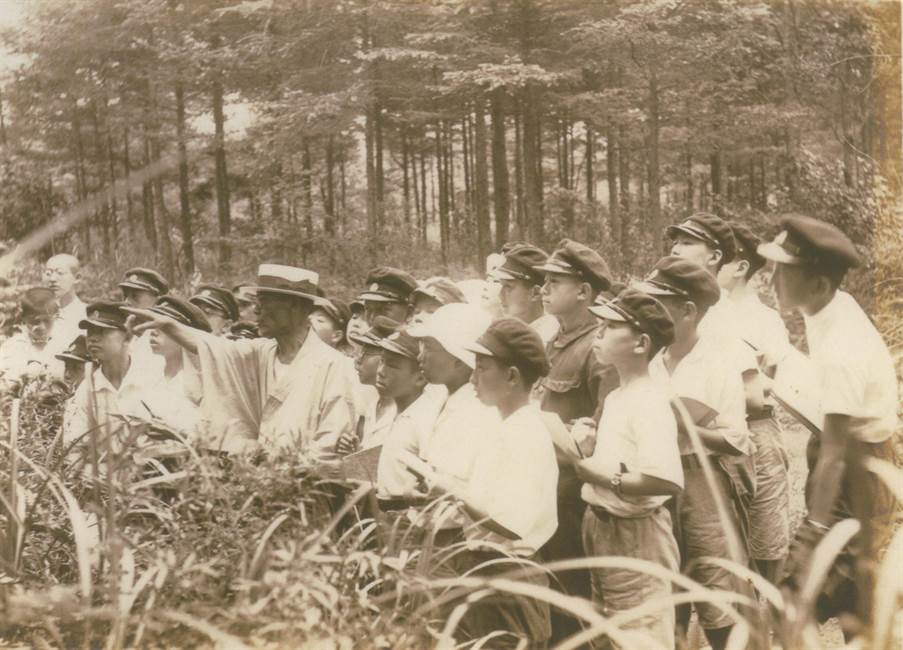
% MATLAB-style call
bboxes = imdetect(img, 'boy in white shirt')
[759,216,900,632]
[426,317,558,647]
[576,288,683,649]
[0,288,63,390]
[641,256,754,650]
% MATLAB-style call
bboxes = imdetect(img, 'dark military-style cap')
[119,267,169,296]
[465,317,550,379]
[227,321,259,340]
[348,315,401,348]
[728,221,766,275]
[491,244,549,286]
[349,299,365,315]
[151,295,212,332]
[533,239,612,292]
[377,329,420,361]
[317,298,352,328]
[590,287,676,349]
[79,302,129,330]
[190,285,240,321]
[20,287,58,318]
[757,215,862,270]
[634,256,721,310]
[55,335,91,364]
[412,277,466,306]
[358,267,418,303]
[667,212,737,264]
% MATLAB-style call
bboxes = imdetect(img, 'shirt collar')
[91,357,142,393]
[552,312,597,348]
[803,291,844,338]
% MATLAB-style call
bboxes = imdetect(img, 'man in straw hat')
[128,264,357,455]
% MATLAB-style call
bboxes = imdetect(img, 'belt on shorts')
[376,495,429,511]
[747,404,774,422]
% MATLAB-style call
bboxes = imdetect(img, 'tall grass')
[0,374,899,648]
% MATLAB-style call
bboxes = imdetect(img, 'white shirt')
[464,403,559,556]
[803,291,899,443]
[581,377,683,517]
[376,383,498,512]
[530,314,560,347]
[48,296,86,359]
[699,293,759,375]
[649,334,752,456]
[361,396,397,449]
[0,332,61,385]
[377,386,447,496]
[728,290,792,370]
[66,359,149,446]
[143,369,201,438]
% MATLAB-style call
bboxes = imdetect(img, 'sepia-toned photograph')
[0,0,900,648]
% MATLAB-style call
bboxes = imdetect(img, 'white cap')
[407,303,491,369]
[257,263,319,286]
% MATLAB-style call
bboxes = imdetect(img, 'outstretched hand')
[122,306,174,335]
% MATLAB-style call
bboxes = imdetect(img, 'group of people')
[0,211,898,649]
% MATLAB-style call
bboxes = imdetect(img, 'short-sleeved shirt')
[804,291,899,443]
[360,396,397,449]
[377,386,447,496]
[698,293,759,376]
[729,291,793,370]
[649,334,752,456]
[581,376,684,517]
[143,370,202,438]
[0,332,62,385]
[538,313,619,424]
[48,296,86,363]
[66,359,149,446]
[464,404,559,556]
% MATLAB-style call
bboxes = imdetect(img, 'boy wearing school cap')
[0,287,62,389]
[377,303,498,535]
[128,264,357,456]
[119,268,169,378]
[576,288,683,649]
[232,283,259,323]
[422,318,558,646]
[189,285,239,336]
[532,239,620,638]
[338,316,401,453]
[760,215,899,630]
[55,335,91,390]
[142,296,212,440]
[309,297,354,356]
[410,277,466,323]
[640,256,755,650]
[358,267,417,325]
[492,243,559,345]
[718,221,793,584]
[65,302,147,446]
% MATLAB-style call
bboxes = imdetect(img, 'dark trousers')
[804,432,900,624]
[541,466,591,642]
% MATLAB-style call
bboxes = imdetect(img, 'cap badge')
[370,283,379,292]
[128,274,138,283]
[90,310,100,320]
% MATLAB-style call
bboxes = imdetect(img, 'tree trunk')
[90,103,112,261]
[365,105,377,232]
[585,120,594,203]
[122,126,136,240]
[645,70,662,238]
[685,150,693,210]
[490,88,510,247]
[513,110,525,238]
[140,125,157,254]
[175,80,194,274]
[522,88,543,243]
[401,129,411,226]
[618,125,630,215]
[473,99,492,262]
[606,124,620,245]
[325,135,336,235]
[462,113,472,213]
[375,104,385,228]
[302,140,314,256]
[435,121,449,262]
[212,74,231,273]
[419,142,428,244]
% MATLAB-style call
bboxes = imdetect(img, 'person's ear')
[710,248,724,267]
[735,260,749,279]
[684,300,699,322]
[577,281,593,303]
[507,365,522,388]
[634,332,651,357]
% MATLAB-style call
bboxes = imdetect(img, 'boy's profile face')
[541,273,585,316]
[63,360,86,388]
[354,344,382,386]
[499,279,537,322]
[376,351,422,399]
[592,320,641,366]
[670,234,719,271]
[417,337,460,385]
[771,263,814,311]
[122,288,157,309]
[471,354,510,407]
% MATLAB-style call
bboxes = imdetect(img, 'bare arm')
[574,460,682,497]
[805,414,851,527]
[123,307,201,355]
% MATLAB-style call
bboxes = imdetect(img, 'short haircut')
[46,254,80,274]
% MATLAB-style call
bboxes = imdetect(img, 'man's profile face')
[257,293,294,338]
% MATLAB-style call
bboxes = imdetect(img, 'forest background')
[0,0,900,316]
